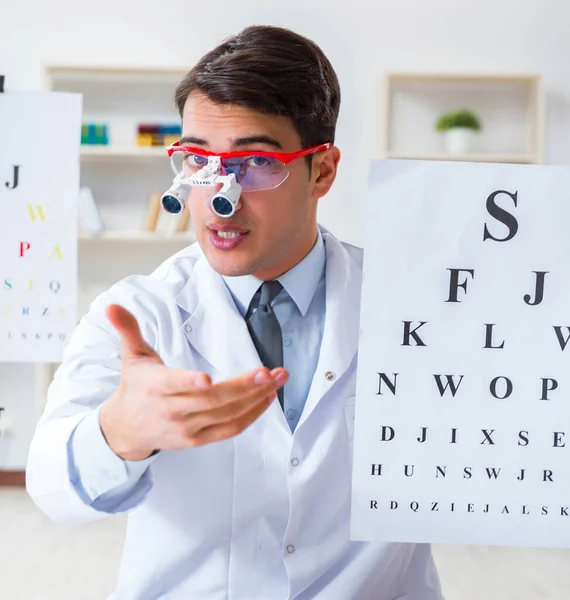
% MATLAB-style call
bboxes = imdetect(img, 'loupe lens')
[211,196,234,216]
[162,194,183,214]
[171,152,185,174]
[223,156,289,191]
[171,150,208,176]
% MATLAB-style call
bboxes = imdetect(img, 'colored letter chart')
[0,91,81,362]
[352,160,570,548]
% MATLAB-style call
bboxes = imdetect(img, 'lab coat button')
[325,371,335,381]
[286,544,296,554]
[291,457,300,467]
[184,323,192,333]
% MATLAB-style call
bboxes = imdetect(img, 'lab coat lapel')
[175,251,262,380]
[298,231,362,427]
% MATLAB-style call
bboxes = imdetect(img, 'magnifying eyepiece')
[161,158,242,218]
[161,193,185,214]
[209,175,242,218]
[211,195,234,217]
[161,174,189,214]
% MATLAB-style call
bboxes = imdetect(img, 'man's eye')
[247,156,271,168]
[185,153,208,167]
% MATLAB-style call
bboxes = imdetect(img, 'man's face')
[181,92,339,280]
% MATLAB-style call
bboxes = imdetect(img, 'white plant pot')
[443,127,475,155]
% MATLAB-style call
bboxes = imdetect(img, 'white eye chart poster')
[351,159,570,549]
[0,91,81,362]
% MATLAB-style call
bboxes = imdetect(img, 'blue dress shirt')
[222,229,326,432]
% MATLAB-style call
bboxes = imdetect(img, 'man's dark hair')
[174,25,341,158]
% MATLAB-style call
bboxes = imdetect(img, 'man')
[26,25,443,600]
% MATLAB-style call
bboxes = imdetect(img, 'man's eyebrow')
[178,135,283,150]
[179,135,208,146]
[231,136,283,150]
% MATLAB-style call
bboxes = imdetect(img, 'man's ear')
[312,146,341,200]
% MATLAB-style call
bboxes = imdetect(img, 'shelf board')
[80,146,169,159]
[388,73,541,84]
[385,152,539,164]
[46,65,188,86]
[47,64,188,76]
[79,231,195,243]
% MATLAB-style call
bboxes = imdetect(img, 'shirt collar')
[222,228,326,318]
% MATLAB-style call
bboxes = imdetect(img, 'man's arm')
[26,285,156,523]
[26,283,286,524]
[67,405,157,512]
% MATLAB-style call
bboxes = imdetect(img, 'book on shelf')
[176,207,191,232]
[144,191,191,236]
[163,210,191,236]
[142,192,162,232]
[78,187,103,235]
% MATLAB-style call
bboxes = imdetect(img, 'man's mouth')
[208,226,250,250]
[208,224,249,235]
[216,230,245,239]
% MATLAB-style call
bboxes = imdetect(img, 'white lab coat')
[26,227,442,600]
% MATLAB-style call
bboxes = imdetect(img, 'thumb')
[106,304,160,361]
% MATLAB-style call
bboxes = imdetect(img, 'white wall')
[2,0,570,246]
[2,0,570,467]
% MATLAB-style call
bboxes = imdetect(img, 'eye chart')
[0,91,81,362]
[352,159,570,548]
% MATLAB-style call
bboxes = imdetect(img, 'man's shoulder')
[339,239,363,265]
[321,225,363,269]
[96,242,201,310]
[149,242,202,286]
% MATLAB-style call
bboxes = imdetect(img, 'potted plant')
[435,109,482,155]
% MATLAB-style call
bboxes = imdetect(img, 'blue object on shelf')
[158,124,182,135]
[82,123,109,145]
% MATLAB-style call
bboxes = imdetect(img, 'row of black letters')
[379,427,568,446]
[401,321,570,350]
[370,500,569,516]
[378,372,561,401]
[369,463,557,482]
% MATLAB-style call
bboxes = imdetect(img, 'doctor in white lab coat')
[26,24,443,600]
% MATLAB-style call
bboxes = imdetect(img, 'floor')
[0,487,569,599]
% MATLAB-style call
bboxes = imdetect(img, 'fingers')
[269,368,288,387]
[106,304,159,361]
[182,371,287,430]
[206,367,287,404]
[160,367,277,399]
[166,367,288,415]
[159,370,212,396]
[186,389,277,447]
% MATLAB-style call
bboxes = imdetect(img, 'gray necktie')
[246,281,284,410]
